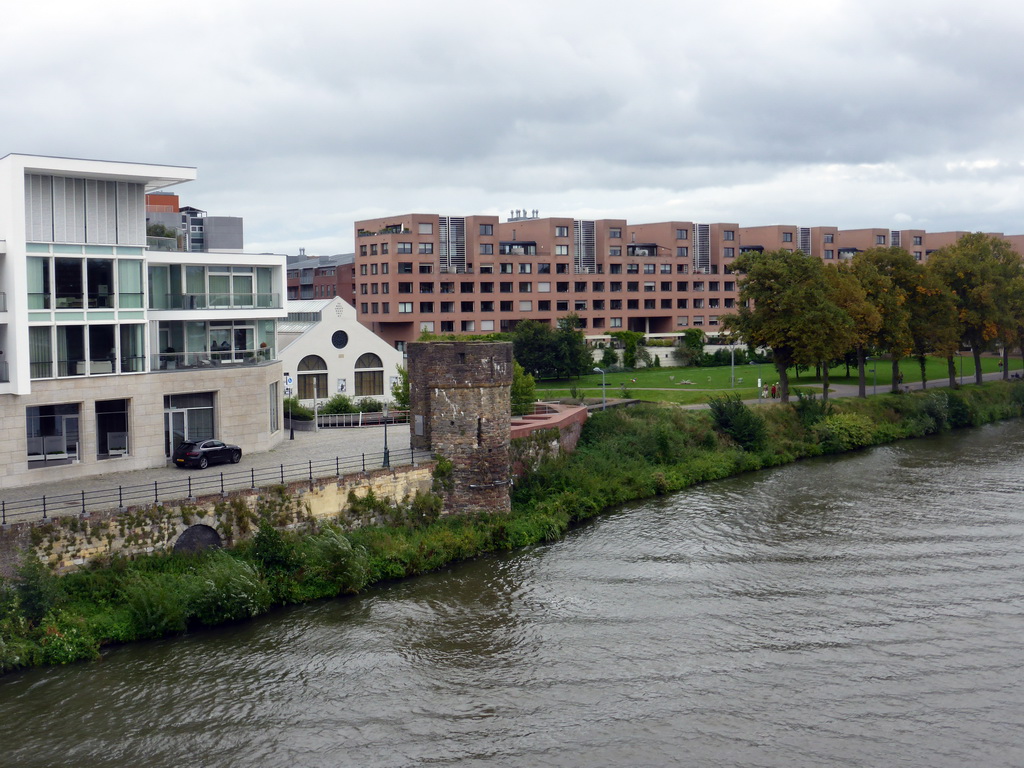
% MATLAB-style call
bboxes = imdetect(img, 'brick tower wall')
[407,341,513,515]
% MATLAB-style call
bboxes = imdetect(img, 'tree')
[513,315,591,379]
[723,249,848,403]
[390,365,410,409]
[819,264,875,401]
[599,345,619,369]
[906,269,959,390]
[511,361,537,416]
[851,248,914,395]
[609,330,645,368]
[928,234,1012,385]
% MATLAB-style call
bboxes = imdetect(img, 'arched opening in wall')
[298,354,328,400]
[173,524,223,554]
[355,353,384,396]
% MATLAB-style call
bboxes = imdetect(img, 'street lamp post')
[870,365,877,395]
[382,402,390,468]
[593,367,606,410]
[730,345,735,388]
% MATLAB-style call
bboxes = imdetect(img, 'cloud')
[4,0,1024,253]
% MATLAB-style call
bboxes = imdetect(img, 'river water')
[2,422,1023,768]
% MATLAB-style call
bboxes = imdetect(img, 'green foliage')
[513,315,592,379]
[121,573,190,639]
[283,397,314,421]
[511,361,537,416]
[391,365,410,409]
[814,413,876,452]
[599,346,619,369]
[38,611,100,665]
[792,390,834,427]
[15,557,63,625]
[610,330,645,368]
[357,398,386,413]
[190,552,271,625]
[319,394,356,414]
[432,456,454,493]
[708,394,767,451]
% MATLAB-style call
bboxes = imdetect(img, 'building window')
[418,243,433,254]
[419,301,434,313]
[398,302,413,313]
[519,263,532,274]
[419,264,433,274]
[610,264,622,275]
[876,235,886,245]
[397,242,413,254]
[556,264,569,274]
[441,302,454,312]
[677,298,688,308]
[420,321,435,333]
[555,245,569,256]
[298,355,328,400]
[610,317,623,328]
[782,232,793,242]
[913,235,923,245]
[519,300,533,311]
[676,228,688,240]
[824,233,834,243]
[480,243,494,255]
[440,321,454,333]
[644,264,656,274]
[398,262,413,273]
[269,384,279,433]
[824,250,834,259]
[461,301,475,312]
[677,316,689,326]
[723,230,735,241]
[519,282,532,293]
[461,320,475,332]
[500,301,513,311]
[480,319,495,331]
[355,353,384,396]
[555,226,569,237]
[26,403,82,465]
[480,224,494,236]
[418,223,433,235]
[723,247,735,258]
[609,227,622,238]
[537,263,551,274]
[610,247,622,257]
[481,301,494,312]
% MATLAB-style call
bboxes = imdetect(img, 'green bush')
[357,398,386,413]
[814,413,876,452]
[708,394,767,451]
[190,552,271,625]
[320,394,356,414]
[792,390,834,427]
[283,397,314,421]
[38,610,100,665]
[121,573,191,639]
[15,557,63,625]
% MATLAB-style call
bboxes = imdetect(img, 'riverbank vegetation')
[3,379,1024,675]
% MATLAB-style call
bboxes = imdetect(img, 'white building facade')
[279,298,404,409]
[0,154,287,489]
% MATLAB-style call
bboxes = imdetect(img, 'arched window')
[354,352,384,397]
[298,354,327,400]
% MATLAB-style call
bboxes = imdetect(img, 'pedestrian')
[770,383,777,399]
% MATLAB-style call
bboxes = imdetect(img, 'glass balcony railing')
[147,236,181,251]
[153,293,281,310]
[153,348,276,370]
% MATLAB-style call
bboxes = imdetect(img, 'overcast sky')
[4,0,1024,254]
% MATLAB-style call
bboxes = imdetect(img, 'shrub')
[121,573,190,639]
[283,397,314,421]
[190,552,271,625]
[15,557,63,625]
[320,394,356,415]
[814,413,876,453]
[599,346,619,369]
[792,390,833,428]
[708,394,767,451]
[304,527,369,595]
[357,398,386,413]
[38,610,100,665]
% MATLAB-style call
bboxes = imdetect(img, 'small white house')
[279,298,404,409]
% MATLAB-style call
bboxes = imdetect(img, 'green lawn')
[535,355,1023,405]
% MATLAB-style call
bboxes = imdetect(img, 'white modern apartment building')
[0,154,287,489]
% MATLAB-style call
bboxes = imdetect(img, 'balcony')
[153,348,276,371]
[154,292,281,310]
[147,236,181,252]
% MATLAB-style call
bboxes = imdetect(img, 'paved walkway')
[1,425,412,524]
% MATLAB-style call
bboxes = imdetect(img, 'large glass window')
[354,353,384,397]
[87,258,115,308]
[55,258,84,308]
[96,399,130,458]
[28,258,50,309]
[29,327,52,378]
[118,260,143,308]
[26,403,80,465]
[298,354,328,400]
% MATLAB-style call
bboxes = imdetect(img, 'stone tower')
[407,341,513,515]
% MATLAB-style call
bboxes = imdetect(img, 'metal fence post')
[336,456,340,476]
[154,481,159,504]
[188,476,192,499]
[308,459,313,482]
[81,490,86,516]
[280,464,284,485]
[251,468,256,489]
[2,500,6,526]
[42,495,46,520]
[362,453,366,473]
[119,486,123,508]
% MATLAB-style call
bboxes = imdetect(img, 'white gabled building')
[0,154,288,489]
[279,297,404,408]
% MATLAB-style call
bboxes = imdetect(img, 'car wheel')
[231,450,241,464]
[198,456,209,469]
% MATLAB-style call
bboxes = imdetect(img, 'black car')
[172,439,242,469]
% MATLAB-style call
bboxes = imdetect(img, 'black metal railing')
[0,446,429,524]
